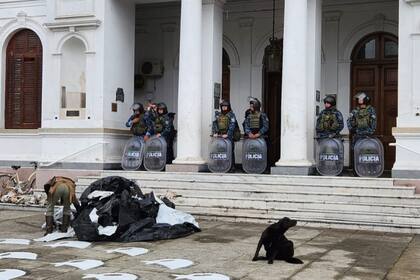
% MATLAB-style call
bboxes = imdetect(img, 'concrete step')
[100,171,396,187]
[178,206,420,234]
[75,172,420,233]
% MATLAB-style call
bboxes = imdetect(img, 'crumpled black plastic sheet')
[72,176,200,242]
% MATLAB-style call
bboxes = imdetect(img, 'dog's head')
[272,217,297,234]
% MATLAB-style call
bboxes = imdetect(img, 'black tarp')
[72,176,200,242]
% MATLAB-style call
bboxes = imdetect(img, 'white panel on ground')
[0,239,30,245]
[173,274,230,280]
[34,228,75,242]
[83,273,138,280]
[0,269,26,280]
[143,259,193,270]
[54,259,104,270]
[106,247,149,256]
[0,252,37,260]
[45,241,91,249]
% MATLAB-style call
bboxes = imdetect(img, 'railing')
[40,142,109,167]
[389,142,420,156]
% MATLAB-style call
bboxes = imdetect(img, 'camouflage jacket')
[316,107,344,138]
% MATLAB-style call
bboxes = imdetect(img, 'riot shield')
[354,136,384,177]
[316,138,344,176]
[208,138,232,173]
[144,136,167,171]
[122,136,144,171]
[242,138,267,174]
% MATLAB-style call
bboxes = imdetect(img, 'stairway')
[76,171,420,233]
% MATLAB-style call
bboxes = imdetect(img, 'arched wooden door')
[222,49,230,102]
[5,29,42,129]
[263,40,283,167]
[351,32,398,170]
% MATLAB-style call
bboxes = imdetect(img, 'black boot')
[44,216,54,236]
[60,214,70,233]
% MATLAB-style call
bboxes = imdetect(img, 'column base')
[392,169,420,179]
[271,165,315,175]
[166,163,208,172]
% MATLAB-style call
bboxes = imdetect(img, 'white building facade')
[0,0,419,178]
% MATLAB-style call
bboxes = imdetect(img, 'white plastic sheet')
[34,228,75,242]
[0,252,37,260]
[45,241,91,249]
[53,259,104,270]
[83,273,138,280]
[156,204,199,228]
[87,191,114,200]
[0,269,26,279]
[143,259,193,270]
[172,273,230,280]
[0,239,30,245]
[106,247,148,257]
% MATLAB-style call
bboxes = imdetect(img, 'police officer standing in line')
[316,95,344,138]
[212,100,238,171]
[126,103,154,141]
[44,176,80,235]
[155,102,175,163]
[347,92,377,146]
[243,98,269,140]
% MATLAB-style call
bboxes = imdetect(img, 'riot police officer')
[212,100,238,171]
[126,103,154,141]
[347,92,377,145]
[316,95,344,138]
[243,98,269,139]
[155,102,175,163]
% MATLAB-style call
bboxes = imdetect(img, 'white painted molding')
[44,19,101,31]
[223,35,240,66]
[203,0,226,6]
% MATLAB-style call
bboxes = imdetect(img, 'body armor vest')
[217,114,229,134]
[131,113,146,136]
[356,107,371,130]
[320,111,338,131]
[155,116,164,133]
[249,112,261,133]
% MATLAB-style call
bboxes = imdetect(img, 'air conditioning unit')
[141,60,164,78]
[60,87,86,119]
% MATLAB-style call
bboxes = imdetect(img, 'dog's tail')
[286,257,303,264]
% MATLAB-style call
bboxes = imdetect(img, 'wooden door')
[351,33,398,170]
[263,71,282,167]
[5,29,42,129]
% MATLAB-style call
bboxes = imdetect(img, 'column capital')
[405,0,420,6]
[239,17,254,28]
[161,22,177,32]
[324,11,342,22]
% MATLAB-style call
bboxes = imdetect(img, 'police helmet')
[323,95,336,107]
[354,92,370,104]
[157,102,168,115]
[131,102,144,113]
[249,98,261,111]
[220,100,231,112]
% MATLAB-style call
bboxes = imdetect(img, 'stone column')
[392,0,420,178]
[201,0,225,160]
[169,0,205,171]
[272,0,312,175]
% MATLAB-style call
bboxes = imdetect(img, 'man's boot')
[60,214,70,233]
[44,216,54,236]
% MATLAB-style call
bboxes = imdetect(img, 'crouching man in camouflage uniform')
[44,176,80,235]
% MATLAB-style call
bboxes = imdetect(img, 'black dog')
[252,217,303,264]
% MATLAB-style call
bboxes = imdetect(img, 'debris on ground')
[72,176,200,242]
